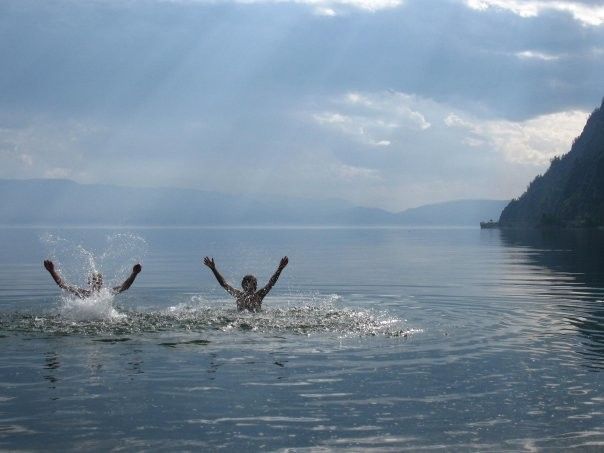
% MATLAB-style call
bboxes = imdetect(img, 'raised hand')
[203,256,216,270]
[279,256,289,269]
[44,259,78,295]
[133,263,142,274]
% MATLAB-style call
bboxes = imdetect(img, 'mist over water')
[1,227,603,450]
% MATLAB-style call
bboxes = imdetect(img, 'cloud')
[315,6,337,15]
[301,0,403,13]
[335,163,381,180]
[515,50,562,61]
[182,0,604,22]
[444,109,590,164]
[465,0,604,26]
[2,0,602,123]
[170,0,403,14]
[0,89,593,211]
[313,91,430,147]
[44,167,72,179]
[444,113,473,128]
[313,112,396,147]
[346,92,431,130]
[308,90,593,207]
[0,119,101,181]
[19,154,34,166]
[0,0,602,211]
[374,140,391,146]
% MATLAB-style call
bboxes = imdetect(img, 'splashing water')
[41,232,148,288]
[33,234,418,336]
[1,292,418,338]
[58,288,126,321]
[40,232,147,321]
[162,293,414,337]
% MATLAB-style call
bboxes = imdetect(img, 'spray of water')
[40,232,148,320]
[160,293,415,337]
[58,288,126,321]
[1,292,418,338]
[32,234,418,337]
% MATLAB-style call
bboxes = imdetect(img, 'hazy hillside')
[397,199,508,225]
[500,98,604,227]
[0,179,506,226]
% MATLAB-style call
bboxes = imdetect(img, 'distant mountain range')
[0,178,508,226]
[500,98,604,227]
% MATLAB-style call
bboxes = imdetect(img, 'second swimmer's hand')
[203,257,216,270]
[44,260,55,272]
[279,256,289,269]
[133,264,142,274]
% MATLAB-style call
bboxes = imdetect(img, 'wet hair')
[88,272,103,290]
[241,275,257,293]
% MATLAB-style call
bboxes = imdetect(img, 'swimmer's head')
[242,275,257,293]
[88,272,103,291]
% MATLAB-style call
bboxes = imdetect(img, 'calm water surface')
[0,227,603,451]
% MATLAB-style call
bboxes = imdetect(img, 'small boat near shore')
[480,220,499,229]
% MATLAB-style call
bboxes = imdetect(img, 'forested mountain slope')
[500,98,604,227]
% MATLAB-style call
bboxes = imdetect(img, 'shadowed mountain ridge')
[500,98,604,227]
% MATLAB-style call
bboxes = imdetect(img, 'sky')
[0,0,602,211]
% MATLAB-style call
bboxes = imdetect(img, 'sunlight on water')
[1,227,603,451]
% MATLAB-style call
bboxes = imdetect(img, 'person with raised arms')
[203,256,288,312]
[44,260,142,299]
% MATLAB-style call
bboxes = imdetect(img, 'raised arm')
[257,256,288,299]
[203,257,241,298]
[43,260,89,298]
[113,264,142,294]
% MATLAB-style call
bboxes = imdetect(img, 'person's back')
[204,256,288,312]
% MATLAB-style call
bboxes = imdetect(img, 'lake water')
[0,227,603,451]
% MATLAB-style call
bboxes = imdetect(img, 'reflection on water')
[43,352,60,390]
[500,228,604,369]
[500,228,604,284]
[0,227,603,450]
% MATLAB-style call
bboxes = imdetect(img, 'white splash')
[58,288,126,321]
[41,232,148,321]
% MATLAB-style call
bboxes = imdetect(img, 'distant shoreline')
[0,224,485,230]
